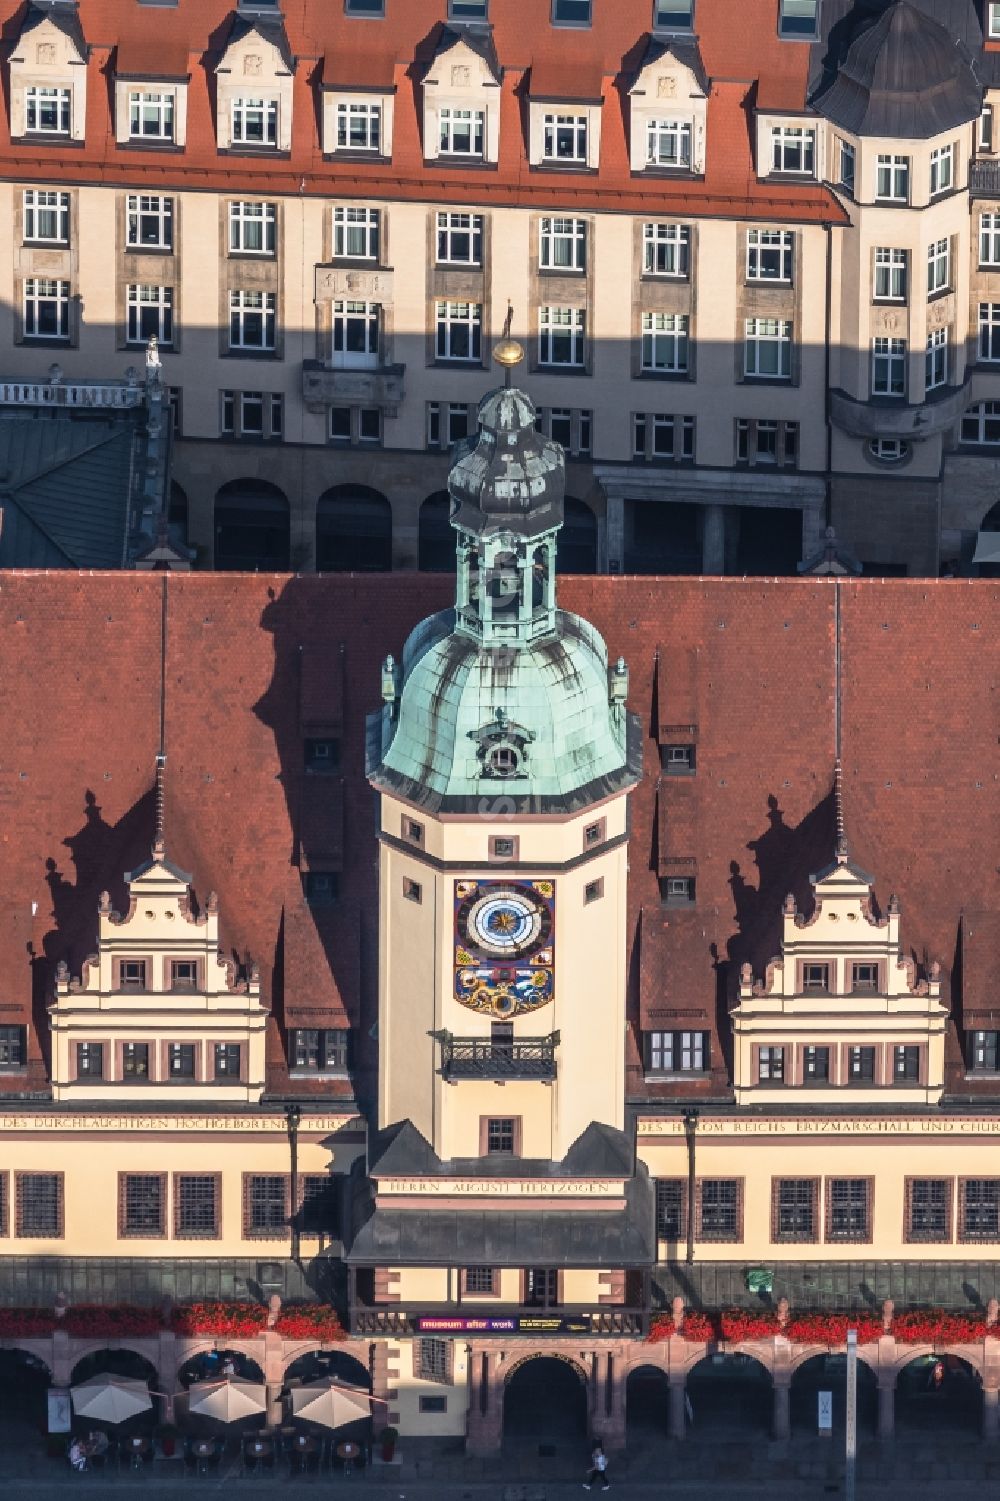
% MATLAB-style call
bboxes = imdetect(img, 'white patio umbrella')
[290,1379,375,1430]
[187,1378,267,1424]
[70,1375,152,1425]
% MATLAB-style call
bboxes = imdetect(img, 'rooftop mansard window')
[439,106,484,158]
[969,1030,1000,1072]
[654,0,694,29]
[231,97,278,149]
[543,113,589,165]
[128,90,175,142]
[770,125,814,175]
[646,1029,708,1074]
[646,118,692,170]
[778,0,819,38]
[25,86,71,136]
[291,1028,350,1073]
[552,0,592,25]
[346,0,385,13]
[336,100,382,152]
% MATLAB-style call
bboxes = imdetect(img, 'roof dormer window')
[552,0,592,24]
[346,0,385,13]
[778,0,819,39]
[128,90,174,142]
[646,117,692,169]
[770,124,815,174]
[232,96,277,147]
[544,113,588,165]
[440,106,484,157]
[654,0,694,29]
[26,85,70,135]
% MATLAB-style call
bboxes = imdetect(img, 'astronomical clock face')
[454,879,555,1018]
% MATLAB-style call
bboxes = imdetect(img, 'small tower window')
[487,744,520,778]
[403,818,424,847]
[660,744,695,774]
[403,877,422,904]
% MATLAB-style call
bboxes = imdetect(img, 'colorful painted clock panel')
[454,879,555,1017]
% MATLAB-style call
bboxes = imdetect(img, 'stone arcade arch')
[418,491,453,572]
[502,1353,589,1441]
[790,1351,877,1435]
[316,484,392,572]
[214,479,290,571]
[0,1348,51,1435]
[685,1350,772,1430]
[896,1352,983,1433]
[176,1349,266,1387]
[69,1346,161,1427]
[626,1362,670,1434]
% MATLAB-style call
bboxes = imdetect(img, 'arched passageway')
[0,1349,50,1435]
[896,1354,982,1433]
[626,1363,669,1434]
[790,1353,877,1435]
[176,1349,265,1387]
[418,491,453,572]
[503,1356,588,1440]
[214,479,290,571]
[686,1352,772,1430]
[316,485,392,572]
[168,480,188,528]
[69,1347,161,1431]
[283,1349,370,1389]
[558,497,598,574]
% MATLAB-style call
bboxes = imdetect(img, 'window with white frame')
[770,124,814,174]
[654,0,694,27]
[871,337,906,397]
[229,201,276,255]
[990,2,1000,39]
[736,418,798,467]
[927,237,950,294]
[632,412,695,462]
[868,438,909,464]
[873,247,906,301]
[778,0,819,37]
[539,217,586,271]
[231,98,277,147]
[25,86,71,135]
[929,142,954,196]
[427,401,472,449]
[643,222,689,276]
[23,278,69,339]
[127,284,173,345]
[980,303,1000,363]
[221,389,283,439]
[876,153,909,201]
[925,327,948,390]
[982,104,995,154]
[23,189,69,244]
[439,107,484,157]
[646,1030,707,1073]
[127,193,173,250]
[962,400,1000,443]
[229,289,276,351]
[646,118,692,169]
[436,211,483,265]
[128,90,174,142]
[538,306,585,366]
[332,299,378,366]
[435,300,482,361]
[334,205,379,260]
[838,138,856,193]
[746,228,793,282]
[743,318,791,379]
[981,213,1000,266]
[336,101,382,152]
[543,114,589,163]
[641,312,689,374]
[535,406,592,456]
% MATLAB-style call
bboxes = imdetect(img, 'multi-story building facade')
[0,371,998,1450]
[3,0,1000,578]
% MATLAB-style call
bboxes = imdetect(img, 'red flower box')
[892,1311,986,1344]
[170,1302,269,1337]
[62,1305,162,1337]
[720,1309,781,1341]
[0,1307,57,1336]
[784,1314,884,1346]
[273,1305,346,1341]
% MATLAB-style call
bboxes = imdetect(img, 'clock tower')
[367,385,642,1161]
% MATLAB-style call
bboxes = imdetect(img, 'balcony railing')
[971,160,1000,197]
[350,1303,645,1338]
[0,379,143,409]
[439,1032,558,1082]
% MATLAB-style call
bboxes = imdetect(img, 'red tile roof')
[0,0,848,226]
[115,34,191,80]
[0,572,995,1103]
[529,60,606,103]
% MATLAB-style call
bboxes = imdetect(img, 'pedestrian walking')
[583,1439,610,1491]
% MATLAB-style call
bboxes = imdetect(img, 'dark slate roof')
[346,1168,656,1267]
[222,11,294,75]
[0,417,136,569]
[21,0,88,60]
[369,1118,636,1179]
[812,0,982,136]
[634,33,709,97]
[427,23,502,85]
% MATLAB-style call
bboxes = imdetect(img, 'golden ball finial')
[492,300,524,379]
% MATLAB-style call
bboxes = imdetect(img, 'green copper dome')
[366,386,642,815]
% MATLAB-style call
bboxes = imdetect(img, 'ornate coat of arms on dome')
[453,879,555,1017]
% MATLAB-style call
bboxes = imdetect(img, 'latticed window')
[168,1043,196,1078]
[230,201,276,255]
[300,1175,337,1234]
[827,1178,871,1242]
[76,1042,104,1078]
[128,91,174,141]
[486,1117,516,1155]
[291,1029,349,1072]
[981,213,1000,266]
[127,193,173,250]
[773,1179,817,1242]
[337,101,381,152]
[464,1267,497,1294]
[803,1045,829,1081]
[770,125,814,174]
[641,312,689,374]
[893,1045,920,1082]
[655,1179,686,1239]
[26,86,70,134]
[16,1173,63,1238]
[538,306,585,366]
[960,1179,1000,1242]
[0,1027,25,1069]
[439,107,484,156]
[24,190,69,244]
[174,1174,220,1238]
[119,1174,165,1237]
[847,1046,875,1081]
[334,205,379,260]
[757,1046,784,1083]
[122,1042,149,1077]
[746,229,793,282]
[969,1030,1000,1071]
[436,211,483,265]
[646,1030,707,1073]
[539,217,586,271]
[231,97,277,146]
[906,1179,951,1242]
[214,1043,241,1078]
[646,118,692,168]
[244,1174,288,1237]
[230,290,276,351]
[544,113,588,162]
[697,1180,740,1240]
[416,1338,452,1384]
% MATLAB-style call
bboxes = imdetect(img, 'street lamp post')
[682,1109,699,1266]
[845,1326,857,1501]
[285,1103,302,1265]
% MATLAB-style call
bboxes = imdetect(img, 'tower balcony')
[439,1031,559,1082]
[301,359,405,414]
[971,160,1000,198]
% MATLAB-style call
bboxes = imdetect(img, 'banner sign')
[417,1315,591,1335]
